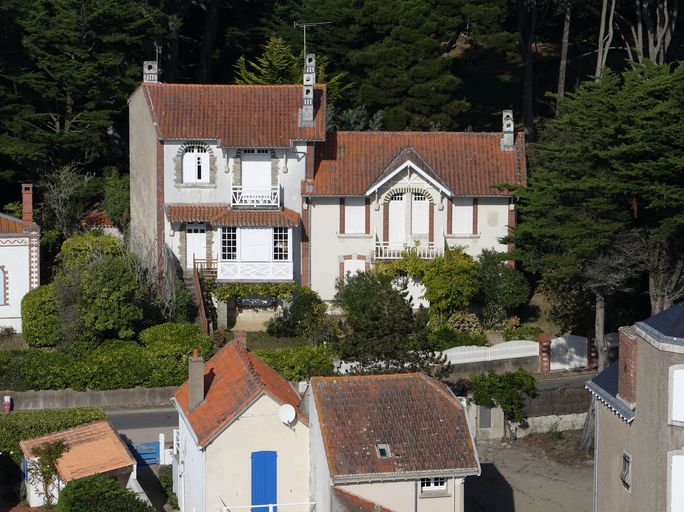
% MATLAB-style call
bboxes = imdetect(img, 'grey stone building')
[587,301,684,511]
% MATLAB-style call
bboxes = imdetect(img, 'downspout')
[414,479,418,512]
[593,405,599,512]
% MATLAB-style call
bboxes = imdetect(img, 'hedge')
[21,283,60,348]
[0,323,212,391]
[254,344,336,381]
[57,474,155,512]
[503,325,544,341]
[0,407,106,469]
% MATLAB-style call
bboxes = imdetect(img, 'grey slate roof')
[586,363,635,423]
[636,301,684,346]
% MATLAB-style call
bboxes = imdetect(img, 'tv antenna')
[293,21,332,57]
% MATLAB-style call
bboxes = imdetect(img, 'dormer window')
[182,144,210,183]
[376,443,391,458]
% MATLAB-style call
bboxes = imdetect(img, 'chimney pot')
[21,184,33,224]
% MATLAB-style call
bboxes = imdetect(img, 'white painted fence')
[439,340,539,365]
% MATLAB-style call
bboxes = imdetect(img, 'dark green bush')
[158,465,178,509]
[266,287,325,338]
[428,326,488,350]
[170,280,197,323]
[0,323,213,391]
[57,474,155,512]
[254,345,336,381]
[476,250,530,328]
[0,407,105,474]
[21,284,60,347]
[503,325,544,341]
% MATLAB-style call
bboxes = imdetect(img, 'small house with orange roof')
[19,420,135,507]
[307,373,480,512]
[171,332,309,512]
[0,184,39,333]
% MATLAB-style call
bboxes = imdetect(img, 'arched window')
[182,145,210,183]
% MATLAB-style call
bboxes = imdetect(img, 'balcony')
[231,181,280,208]
[217,261,293,281]
[375,241,443,260]
[218,498,315,512]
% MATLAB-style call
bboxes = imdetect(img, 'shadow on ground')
[465,463,515,512]
[137,464,168,512]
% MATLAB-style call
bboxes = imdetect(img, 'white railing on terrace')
[218,498,316,512]
[439,340,539,365]
[231,183,280,207]
[375,242,443,260]
[217,261,293,281]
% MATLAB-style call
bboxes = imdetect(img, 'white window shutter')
[672,455,684,510]
[240,228,270,262]
[452,197,473,234]
[343,259,366,281]
[344,198,365,234]
[182,150,196,182]
[411,194,429,234]
[673,370,684,422]
[242,152,272,190]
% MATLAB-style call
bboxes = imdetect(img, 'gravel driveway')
[465,438,593,512]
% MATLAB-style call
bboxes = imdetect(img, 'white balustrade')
[375,242,443,260]
[231,183,280,207]
[217,261,293,281]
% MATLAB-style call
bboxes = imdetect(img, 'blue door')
[251,451,277,512]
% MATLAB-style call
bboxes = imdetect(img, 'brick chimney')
[21,184,33,224]
[617,326,638,407]
[188,347,205,412]
[234,330,247,348]
[537,332,552,373]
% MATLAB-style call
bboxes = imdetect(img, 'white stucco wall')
[307,388,332,511]
[25,459,64,507]
[446,197,509,257]
[176,406,207,512]
[205,394,309,511]
[0,236,32,332]
[338,477,464,512]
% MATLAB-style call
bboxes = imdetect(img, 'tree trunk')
[198,0,222,83]
[648,236,684,315]
[595,291,608,370]
[595,0,617,77]
[518,0,537,140]
[557,0,572,102]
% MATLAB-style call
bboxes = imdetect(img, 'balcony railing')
[231,182,280,208]
[375,242,443,260]
[217,261,293,281]
[218,498,315,512]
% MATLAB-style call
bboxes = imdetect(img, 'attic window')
[376,444,391,458]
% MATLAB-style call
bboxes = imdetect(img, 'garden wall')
[1,386,176,411]
[445,356,540,382]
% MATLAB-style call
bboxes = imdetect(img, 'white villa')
[128,57,526,306]
[0,184,40,333]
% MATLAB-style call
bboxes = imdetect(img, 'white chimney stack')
[143,61,158,83]
[501,110,515,150]
[299,54,316,127]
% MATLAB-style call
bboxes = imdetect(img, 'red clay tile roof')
[332,488,394,512]
[175,341,307,447]
[307,131,526,196]
[165,204,300,227]
[142,83,327,147]
[312,373,479,480]
[19,420,135,482]
[83,210,115,229]
[0,213,26,234]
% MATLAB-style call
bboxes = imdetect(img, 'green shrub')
[254,345,336,381]
[447,311,484,334]
[475,250,530,328]
[266,287,325,338]
[503,326,543,341]
[158,465,178,509]
[0,407,105,473]
[0,323,213,391]
[57,474,155,512]
[428,326,488,350]
[21,284,60,347]
[170,280,197,323]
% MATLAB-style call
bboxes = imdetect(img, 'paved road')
[537,372,596,390]
[107,408,178,445]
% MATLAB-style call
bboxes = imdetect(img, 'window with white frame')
[241,149,272,192]
[182,145,210,183]
[670,453,684,510]
[343,259,366,281]
[420,477,447,492]
[221,228,237,260]
[273,228,289,261]
[620,451,632,491]
[452,197,474,234]
[670,366,684,424]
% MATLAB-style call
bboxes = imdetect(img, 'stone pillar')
[538,332,551,373]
